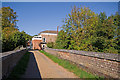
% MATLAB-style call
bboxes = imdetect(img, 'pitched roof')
[38,30,57,35]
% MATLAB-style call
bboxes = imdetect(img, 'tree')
[55,30,69,49]
[2,28,32,52]
[2,7,18,29]
[110,12,120,53]
[56,6,99,51]
[92,12,118,53]
[55,6,119,54]
[2,27,18,51]
[2,7,32,52]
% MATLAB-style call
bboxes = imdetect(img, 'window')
[43,38,45,42]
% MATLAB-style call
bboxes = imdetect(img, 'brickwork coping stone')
[1,48,27,79]
[46,48,120,62]
[1,48,26,60]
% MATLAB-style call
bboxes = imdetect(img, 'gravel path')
[23,50,78,79]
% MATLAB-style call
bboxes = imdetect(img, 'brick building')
[32,35,42,50]
[32,30,58,50]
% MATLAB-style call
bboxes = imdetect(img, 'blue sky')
[2,2,118,36]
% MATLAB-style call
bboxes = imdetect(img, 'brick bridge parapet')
[44,48,120,78]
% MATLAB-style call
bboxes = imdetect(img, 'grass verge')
[40,50,104,80]
[6,51,30,80]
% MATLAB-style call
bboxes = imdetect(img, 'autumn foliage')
[1,7,32,52]
[54,6,120,54]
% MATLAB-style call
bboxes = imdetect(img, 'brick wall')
[32,40,42,50]
[41,34,57,43]
[44,48,120,78]
[2,49,27,79]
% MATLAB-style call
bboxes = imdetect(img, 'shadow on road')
[22,51,42,80]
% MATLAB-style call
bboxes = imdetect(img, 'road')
[22,50,78,79]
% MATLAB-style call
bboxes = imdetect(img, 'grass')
[6,52,30,80]
[40,50,104,80]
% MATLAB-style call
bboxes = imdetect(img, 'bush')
[47,42,55,48]
[2,27,32,52]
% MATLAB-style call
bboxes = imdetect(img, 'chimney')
[57,26,59,35]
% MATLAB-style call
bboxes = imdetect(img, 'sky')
[2,2,119,36]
